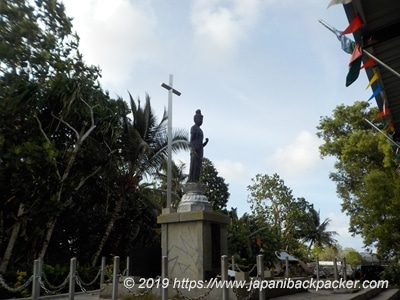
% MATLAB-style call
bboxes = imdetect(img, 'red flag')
[341,15,363,35]
[385,122,394,132]
[376,106,390,119]
[349,44,362,66]
[361,57,376,69]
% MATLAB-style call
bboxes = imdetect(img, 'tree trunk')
[38,218,57,260]
[0,204,25,273]
[91,195,124,267]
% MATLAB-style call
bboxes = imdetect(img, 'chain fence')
[1,254,271,300]
[0,257,104,299]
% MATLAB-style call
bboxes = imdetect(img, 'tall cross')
[161,75,181,210]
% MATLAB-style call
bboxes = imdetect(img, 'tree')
[342,248,362,267]
[153,160,188,209]
[90,94,189,266]
[199,158,230,211]
[297,207,338,254]
[227,208,279,268]
[1,0,191,272]
[247,173,294,239]
[317,101,400,256]
[314,244,342,261]
[0,0,103,271]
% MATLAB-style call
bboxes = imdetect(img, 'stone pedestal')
[157,210,230,281]
[177,182,212,212]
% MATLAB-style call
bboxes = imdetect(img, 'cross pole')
[161,75,181,210]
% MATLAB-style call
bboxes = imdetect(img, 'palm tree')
[91,93,189,266]
[154,160,188,209]
[298,207,338,254]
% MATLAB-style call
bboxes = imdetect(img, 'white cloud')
[214,159,247,184]
[265,131,321,178]
[190,0,266,64]
[63,0,159,89]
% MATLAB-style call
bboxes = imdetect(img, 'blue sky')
[62,0,376,252]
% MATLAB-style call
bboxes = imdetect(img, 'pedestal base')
[157,210,230,281]
[177,182,212,212]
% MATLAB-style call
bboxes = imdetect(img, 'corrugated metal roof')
[343,0,400,132]
[275,250,298,262]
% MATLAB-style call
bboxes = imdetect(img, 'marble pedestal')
[157,210,230,281]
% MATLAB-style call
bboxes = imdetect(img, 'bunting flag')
[327,0,352,8]
[361,57,376,69]
[366,68,379,89]
[346,44,362,87]
[341,15,363,35]
[376,105,390,119]
[333,28,355,54]
[367,85,383,101]
[385,122,394,132]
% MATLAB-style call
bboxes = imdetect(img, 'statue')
[188,109,208,183]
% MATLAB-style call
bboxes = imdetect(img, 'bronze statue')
[188,109,208,182]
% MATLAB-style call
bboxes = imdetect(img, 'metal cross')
[161,74,181,210]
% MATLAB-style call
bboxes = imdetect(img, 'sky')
[61,0,377,252]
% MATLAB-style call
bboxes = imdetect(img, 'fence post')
[126,256,130,276]
[161,255,168,300]
[100,257,106,287]
[316,256,320,281]
[285,256,289,278]
[231,256,235,271]
[112,256,120,300]
[221,255,228,300]
[257,254,265,300]
[334,258,338,281]
[343,257,347,281]
[68,257,77,300]
[31,259,39,300]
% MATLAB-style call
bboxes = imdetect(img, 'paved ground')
[9,287,399,299]
[56,288,398,299]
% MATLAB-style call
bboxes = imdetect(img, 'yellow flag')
[366,68,379,89]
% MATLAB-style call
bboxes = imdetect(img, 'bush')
[380,263,400,286]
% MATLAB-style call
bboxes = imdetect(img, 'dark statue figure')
[188,109,208,183]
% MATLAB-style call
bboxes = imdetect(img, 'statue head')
[193,109,203,126]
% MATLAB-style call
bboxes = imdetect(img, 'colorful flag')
[361,57,376,69]
[349,43,362,65]
[346,44,362,87]
[385,122,394,132]
[342,15,363,35]
[366,68,379,89]
[318,19,355,53]
[376,105,390,119]
[367,85,383,101]
[333,28,355,54]
[327,0,352,8]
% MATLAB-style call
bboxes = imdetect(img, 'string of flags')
[323,1,400,172]
[318,16,383,101]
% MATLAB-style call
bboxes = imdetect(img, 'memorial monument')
[178,109,211,212]
[157,109,230,282]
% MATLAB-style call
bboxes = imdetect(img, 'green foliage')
[200,158,230,212]
[297,206,338,254]
[342,248,362,267]
[317,101,400,256]
[0,0,189,272]
[313,244,342,261]
[381,263,400,286]
[227,208,279,268]
[14,270,30,297]
[246,173,336,259]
